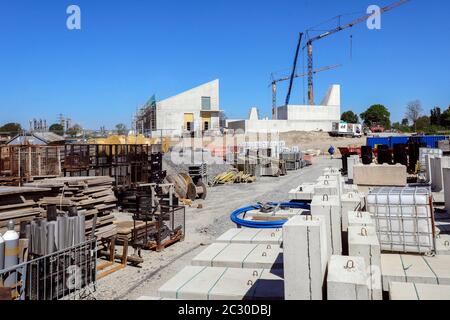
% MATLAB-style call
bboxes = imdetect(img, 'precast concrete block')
[390,282,450,300]
[353,164,407,187]
[191,243,283,269]
[341,192,362,232]
[347,211,374,228]
[431,157,450,192]
[289,183,315,201]
[215,228,283,245]
[283,215,328,300]
[435,234,450,255]
[348,226,382,300]
[311,195,342,256]
[314,180,339,196]
[158,266,284,300]
[327,255,369,300]
[443,168,450,213]
[347,155,360,182]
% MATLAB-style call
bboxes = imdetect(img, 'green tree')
[360,104,391,129]
[442,106,450,128]
[49,123,64,136]
[115,123,127,135]
[0,122,22,136]
[430,107,442,126]
[405,100,423,131]
[66,124,82,137]
[341,111,358,124]
[415,116,430,132]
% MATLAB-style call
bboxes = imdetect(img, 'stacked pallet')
[23,177,118,240]
[0,186,49,233]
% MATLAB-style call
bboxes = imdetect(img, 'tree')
[415,116,430,132]
[360,104,391,129]
[442,106,450,128]
[66,124,82,137]
[401,118,409,126]
[430,107,442,126]
[405,100,422,131]
[49,123,64,136]
[341,111,359,124]
[0,122,22,136]
[115,123,127,135]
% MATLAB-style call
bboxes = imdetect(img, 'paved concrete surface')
[390,282,450,300]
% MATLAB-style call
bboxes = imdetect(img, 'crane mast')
[306,0,410,105]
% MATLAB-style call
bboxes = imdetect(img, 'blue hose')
[230,202,310,229]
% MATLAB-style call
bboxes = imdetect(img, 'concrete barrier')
[283,215,328,300]
[327,255,369,300]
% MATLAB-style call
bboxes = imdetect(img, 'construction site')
[1,0,450,305]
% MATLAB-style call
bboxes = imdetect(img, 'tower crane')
[305,0,410,105]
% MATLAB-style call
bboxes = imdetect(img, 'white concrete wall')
[156,79,220,136]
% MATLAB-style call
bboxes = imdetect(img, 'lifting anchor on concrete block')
[344,260,355,270]
[360,228,368,237]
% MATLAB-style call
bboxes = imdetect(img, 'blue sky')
[0,0,449,129]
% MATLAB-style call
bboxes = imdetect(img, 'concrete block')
[347,155,360,182]
[341,192,362,231]
[353,164,407,187]
[215,228,283,245]
[327,255,369,300]
[390,282,450,300]
[347,211,374,228]
[323,167,340,175]
[436,234,450,255]
[158,266,284,300]
[431,157,450,192]
[283,215,328,300]
[380,254,448,291]
[289,183,315,201]
[317,175,339,182]
[443,168,450,213]
[314,180,339,196]
[348,226,382,300]
[311,195,342,256]
[191,243,283,269]
[424,154,434,183]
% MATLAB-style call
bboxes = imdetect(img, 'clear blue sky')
[0,0,449,129]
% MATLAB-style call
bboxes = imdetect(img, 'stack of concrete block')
[390,282,450,300]
[311,195,342,256]
[215,228,283,245]
[327,255,369,300]
[380,254,450,292]
[347,211,374,228]
[431,157,450,192]
[158,266,284,300]
[288,183,315,201]
[353,164,407,187]
[191,243,283,269]
[348,226,382,300]
[283,215,328,300]
[341,192,362,232]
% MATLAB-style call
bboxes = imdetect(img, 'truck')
[330,121,362,138]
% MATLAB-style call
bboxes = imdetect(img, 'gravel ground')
[93,156,341,300]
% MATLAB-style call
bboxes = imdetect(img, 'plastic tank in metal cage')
[367,187,435,254]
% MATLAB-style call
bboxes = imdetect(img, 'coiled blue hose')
[230,202,310,229]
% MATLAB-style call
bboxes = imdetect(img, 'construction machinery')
[304,0,410,105]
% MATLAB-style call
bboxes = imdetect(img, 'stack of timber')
[213,170,256,185]
[23,176,118,240]
[0,186,50,233]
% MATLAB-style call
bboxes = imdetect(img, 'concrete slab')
[158,266,284,300]
[341,192,362,231]
[289,183,315,201]
[353,164,407,187]
[311,195,342,256]
[390,282,450,300]
[380,254,449,291]
[431,157,450,192]
[327,255,369,300]
[347,211,374,228]
[347,155,360,182]
[191,243,283,269]
[348,226,382,300]
[215,228,283,245]
[283,215,328,300]
[314,180,339,196]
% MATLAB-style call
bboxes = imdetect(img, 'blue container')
[390,136,409,147]
[367,137,389,149]
[419,136,447,148]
